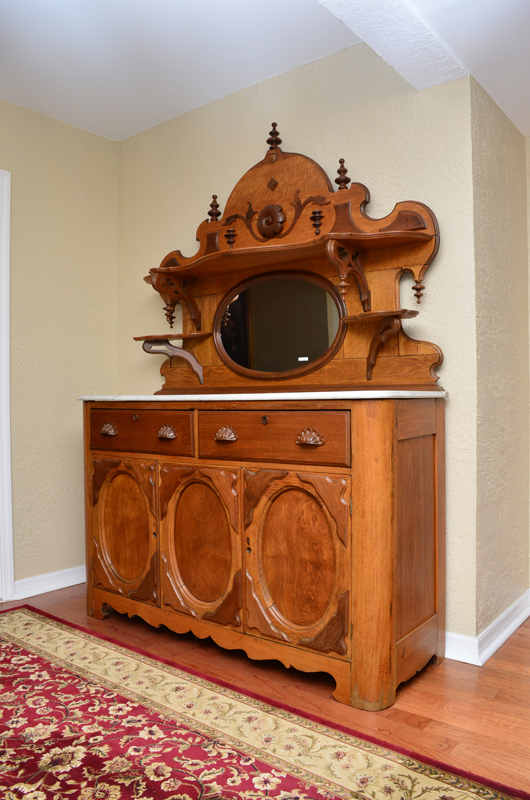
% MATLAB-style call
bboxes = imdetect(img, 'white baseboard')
[14,565,86,600]
[446,589,530,666]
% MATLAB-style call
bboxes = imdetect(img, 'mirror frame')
[213,270,347,380]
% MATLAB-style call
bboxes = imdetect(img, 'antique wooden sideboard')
[83,125,445,710]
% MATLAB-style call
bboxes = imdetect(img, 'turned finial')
[267,122,282,150]
[207,194,221,222]
[412,280,425,303]
[335,158,351,190]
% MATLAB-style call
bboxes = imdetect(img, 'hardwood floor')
[2,584,529,793]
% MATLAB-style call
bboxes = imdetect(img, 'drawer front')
[90,409,194,456]
[198,410,350,467]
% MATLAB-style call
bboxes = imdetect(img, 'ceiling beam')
[318,0,467,90]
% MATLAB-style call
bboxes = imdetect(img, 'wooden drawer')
[90,409,194,456]
[197,410,350,466]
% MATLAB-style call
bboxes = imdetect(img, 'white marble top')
[80,390,446,402]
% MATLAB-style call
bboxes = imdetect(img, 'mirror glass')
[218,276,340,374]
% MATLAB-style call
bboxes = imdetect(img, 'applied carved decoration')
[245,571,289,642]
[215,426,238,442]
[130,553,158,604]
[100,422,118,437]
[147,272,201,330]
[203,570,242,627]
[157,424,176,440]
[299,591,349,655]
[325,239,371,308]
[224,192,329,243]
[296,428,325,447]
[298,473,349,545]
[243,469,288,528]
[138,124,441,389]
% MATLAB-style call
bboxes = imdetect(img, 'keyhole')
[261,416,268,425]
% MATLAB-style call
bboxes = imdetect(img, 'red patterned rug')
[0,606,527,800]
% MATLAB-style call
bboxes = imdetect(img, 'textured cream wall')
[471,81,530,632]
[1,100,119,581]
[117,44,478,634]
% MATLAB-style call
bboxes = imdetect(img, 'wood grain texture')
[85,396,443,711]
[89,457,158,605]
[90,409,194,456]
[197,409,350,467]
[5,585,529,793]
[143,133,442,394]
[350,400,396,709]
[159,464,240,622]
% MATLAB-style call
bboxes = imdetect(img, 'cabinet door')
[159,464,242,628]
[90,456,158,605]
[244,469,351,657]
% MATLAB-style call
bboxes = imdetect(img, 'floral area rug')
[0,607,527,800]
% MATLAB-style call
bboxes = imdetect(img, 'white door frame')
[0,169,14,601]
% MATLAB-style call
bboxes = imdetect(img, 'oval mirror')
[214,273,345,377]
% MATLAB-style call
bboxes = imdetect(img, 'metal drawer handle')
[158,424,176,440]
[214,426,238,442]
[100,422,118,437]
[296,428,325,447]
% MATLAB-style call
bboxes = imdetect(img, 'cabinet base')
[91,588,357,705]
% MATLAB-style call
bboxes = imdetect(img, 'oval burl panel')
[261,488,336,626]
[102,473,150,582]
[173,482,232,603]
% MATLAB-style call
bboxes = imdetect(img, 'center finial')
[267,122,282,150]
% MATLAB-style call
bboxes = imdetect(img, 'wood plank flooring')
[1,584,529,793]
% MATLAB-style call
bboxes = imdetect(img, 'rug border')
[2,603,529,800]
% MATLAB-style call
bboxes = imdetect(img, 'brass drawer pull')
[158,424,176,440]
[296,428,325,446]
[100,422,118,437]
[215,426,238,442]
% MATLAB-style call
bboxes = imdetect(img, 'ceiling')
[0,0,529,141]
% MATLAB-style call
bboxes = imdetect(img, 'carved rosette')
[256,204,286,238]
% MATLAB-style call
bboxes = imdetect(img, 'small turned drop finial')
[335,158,351,190]
[412,281,425,303]
[267,122,282,150]
[224,228,236,249]
[310,209,323,235]
[207,194,221,223]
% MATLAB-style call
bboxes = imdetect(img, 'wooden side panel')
[395,397,445,669]
[395,433,436,640]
